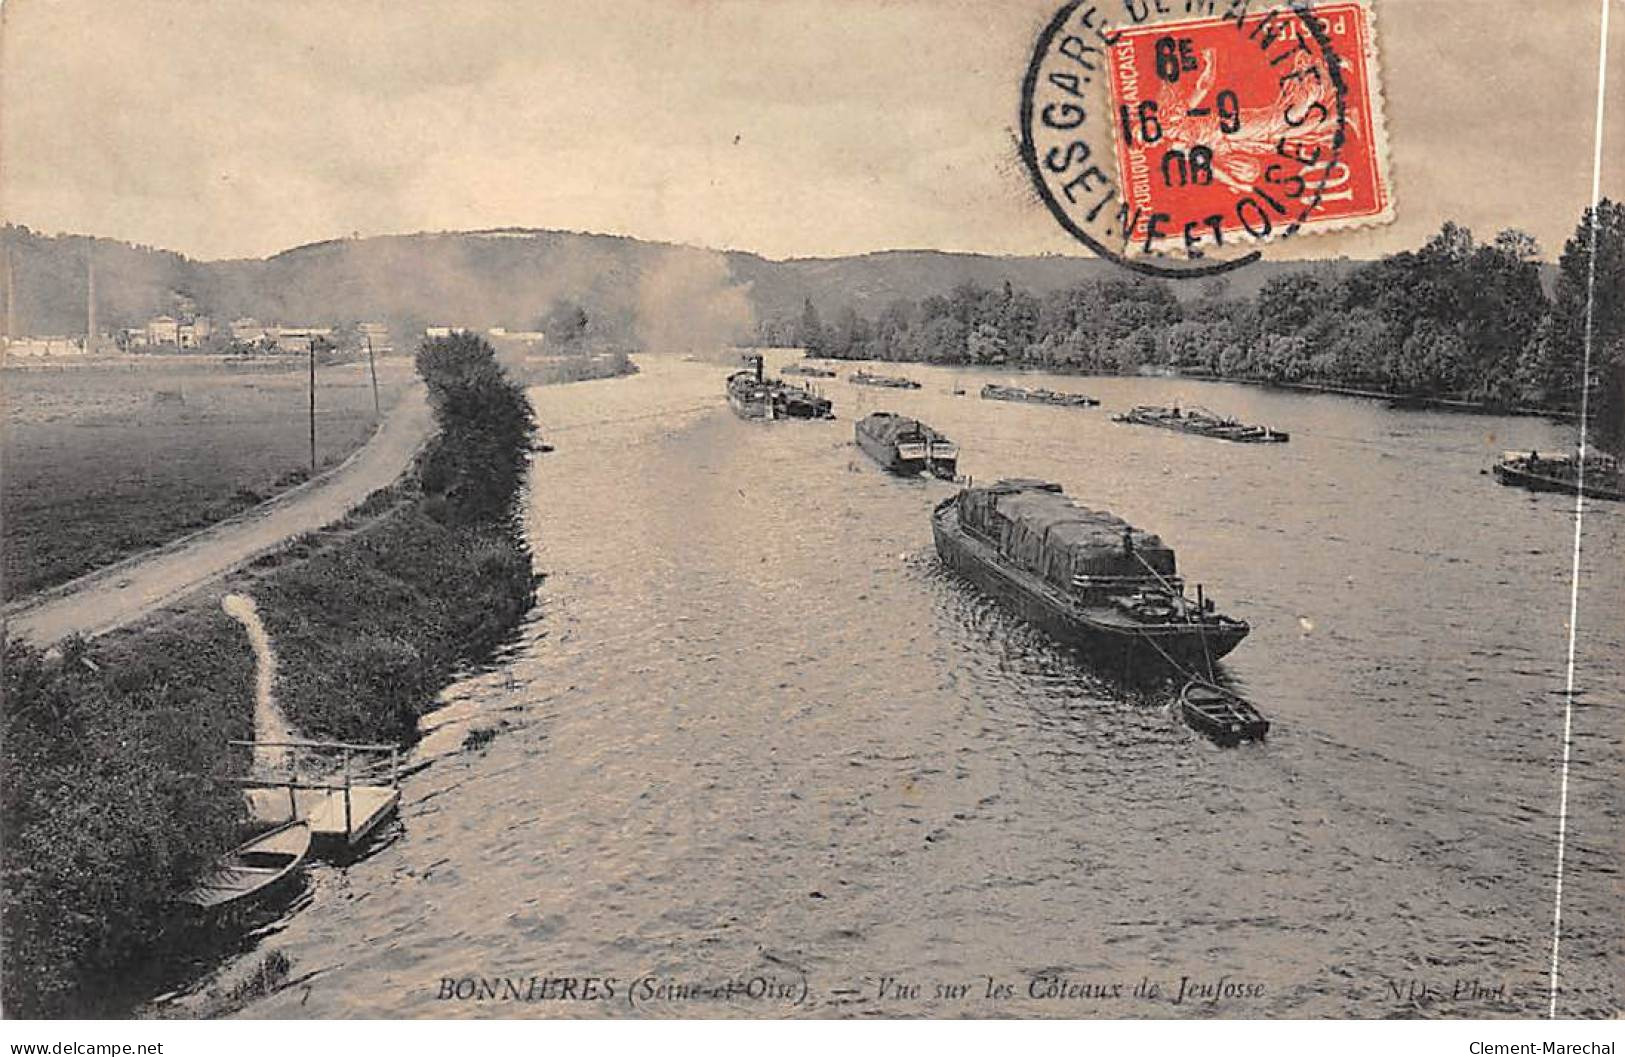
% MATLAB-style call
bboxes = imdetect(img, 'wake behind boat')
[855,412,958,479]
[932,478,1250,676]
[1112,404,1288,443]
[980,383,1099,407]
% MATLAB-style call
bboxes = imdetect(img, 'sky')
[1,0,1620,262]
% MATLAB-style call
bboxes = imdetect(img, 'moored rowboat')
[178,820,311,910]
[1179,680,1269,746]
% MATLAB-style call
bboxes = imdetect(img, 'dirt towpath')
[5,382,433,646]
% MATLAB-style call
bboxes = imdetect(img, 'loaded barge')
[855,412,958,479]
[850,369,921,389]
[1492,449,1623,502]
[981,383,1099,408]
[1112,405,1288,443]
[783,363,838,378]
[774,380,835,419]
[932,479,1250,675]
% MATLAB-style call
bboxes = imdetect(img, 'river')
[227,352,1621,1019]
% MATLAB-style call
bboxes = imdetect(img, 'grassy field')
[2,334,537,1018]
[2,356,416,599]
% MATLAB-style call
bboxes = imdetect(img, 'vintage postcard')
[1,0,1620,1041]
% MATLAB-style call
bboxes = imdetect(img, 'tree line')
[768,201,1624,449]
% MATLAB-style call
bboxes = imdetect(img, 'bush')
[1,618,252,1017]
[415,332,535,526]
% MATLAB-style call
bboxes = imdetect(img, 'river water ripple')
[233,353,1621,1019]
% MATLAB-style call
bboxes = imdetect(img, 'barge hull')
[932,504,1246,673]
[856,431,924,474]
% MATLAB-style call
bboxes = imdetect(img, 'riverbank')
[1198,373,1579,421]
[0,334,538,1017]
[815,355,1580,423]
[502,349,639,386]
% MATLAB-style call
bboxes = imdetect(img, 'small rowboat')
[1179,680,1269,746]
[179,820,311,910]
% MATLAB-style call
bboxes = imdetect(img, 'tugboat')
[1112,405,1288,443]
[980,383,1099,407]
[855,412,958,478]
[727,355,834,420]
[1492,448,1623,501]
[932,479,1250,675]
[850,369,921,389]
[727,355,776,419]
[783,363,838,378]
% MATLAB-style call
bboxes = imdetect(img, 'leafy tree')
[914,314,968,363]
[1388,318,1470,394]
[541,299,590,351]
[415,332,535,526]
[796,298,826,356]
[1257,272,1326,335]
[967,322,1006,364]
[1547,200,1625,449]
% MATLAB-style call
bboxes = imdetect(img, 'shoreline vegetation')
[504,348,638,387]
[1,333,537,1018]
[766,202,1623,451]
[892,360,1581,422]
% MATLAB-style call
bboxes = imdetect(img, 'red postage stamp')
[1102,1,1391,257]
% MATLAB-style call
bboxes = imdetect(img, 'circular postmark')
[1020,0,1388,278]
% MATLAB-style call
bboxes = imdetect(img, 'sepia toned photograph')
[1,0,1621,1034]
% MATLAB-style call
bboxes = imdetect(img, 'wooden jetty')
[230,738,402,857]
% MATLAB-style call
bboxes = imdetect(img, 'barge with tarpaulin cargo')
[1112,405,1288,442]
[850,369,921,389]
[931,479,1250,675]
[855,412,958,478]
[1492,449,1623,501]
[980,383,1099,408]
[783,363,837,378]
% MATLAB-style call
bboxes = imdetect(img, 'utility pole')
[3,243,16,339]
[308,338,317,473]
[366,335,380,417]
[85,249,97,355]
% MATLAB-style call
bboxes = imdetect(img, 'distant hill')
[0,223,1399,344]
